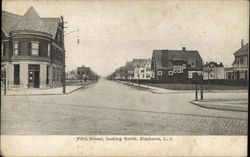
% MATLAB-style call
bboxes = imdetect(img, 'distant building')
[131,59,152,80]
[151,47,203,82]
[224,67,234,80]
[203,62,225,80]
[1,7,64,89]
[230,40,249,80]
[66,70,78,80]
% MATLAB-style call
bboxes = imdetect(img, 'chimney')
[241,39,244,48]
[182,47,186,51]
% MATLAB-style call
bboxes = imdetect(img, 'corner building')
[1,7,65,89]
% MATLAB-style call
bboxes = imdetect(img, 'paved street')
[1,79,248,135]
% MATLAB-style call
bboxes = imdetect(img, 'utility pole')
[61,16,79,94]
[61,16,66,94]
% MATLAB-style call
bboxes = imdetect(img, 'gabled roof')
[152,49,202,69]
[204,61,224,67]
[234,43,249,56]
[2,6,61,39]
[132,59,149,67]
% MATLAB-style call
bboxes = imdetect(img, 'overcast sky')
[3,0,249,76]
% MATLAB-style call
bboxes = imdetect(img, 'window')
[14,42,19,55]
[243,57,247,66]
[237,58,240,65]
[191,61,196,67]
[168,71,173,76]
[157,71,162,76]
[31,42,39,56]
[173,66,182,73]
[1,43,4,56]
[141,69,144,73]
[182,64,186,69]
[146,68,150,71]
[57,34,61,43]
[48,44,51,58]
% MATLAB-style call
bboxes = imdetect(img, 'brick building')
[151,47,203,82]
[1,7,65,89]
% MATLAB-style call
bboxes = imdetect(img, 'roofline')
[11,30,53,38]
[1,28,8,37]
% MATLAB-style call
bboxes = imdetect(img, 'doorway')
[28,64,40,88]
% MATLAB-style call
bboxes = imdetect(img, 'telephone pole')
[61,16,66,94]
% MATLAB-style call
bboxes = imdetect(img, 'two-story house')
[203,62,225,80]
[131,59,152,80]
[151,47,203,82]
[1,7,65,89]
[231,40,248,80]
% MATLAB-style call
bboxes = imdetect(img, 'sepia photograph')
[0,0,248,156]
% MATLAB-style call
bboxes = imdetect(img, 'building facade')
[1,7,65,90]
[131,59,152,80]
[151,47,203,82]
[203,62,225,80]
[230,40,249,80]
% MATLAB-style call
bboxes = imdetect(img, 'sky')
[3,0,249,76]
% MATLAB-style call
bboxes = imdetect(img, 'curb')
[190,101,248,112]
[1,85,85,96]
[1,81,98,96]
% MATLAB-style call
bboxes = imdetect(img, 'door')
[34,71,40,88]
[14,64,20,85]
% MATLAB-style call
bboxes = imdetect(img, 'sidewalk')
[118,81,248,94]
[190,99,248,112]
[1,83,85,96]
[118,81,193,94]
[118,81,248,112]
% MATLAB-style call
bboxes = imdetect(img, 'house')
[224,67,234,80]
[151,47,203,82]
[131,59,152,80]
[1,7,65,89]
[230,39,249,80]
[203,62,225,80]
[66,70,78,80]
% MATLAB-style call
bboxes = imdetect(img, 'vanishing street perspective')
[1,1,249,135]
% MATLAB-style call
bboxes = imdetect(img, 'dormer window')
[31,41,39,56]
[191,61,196,67]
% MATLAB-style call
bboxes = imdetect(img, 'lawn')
[143,83,248,90]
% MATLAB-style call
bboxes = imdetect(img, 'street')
[1,79,248,135]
